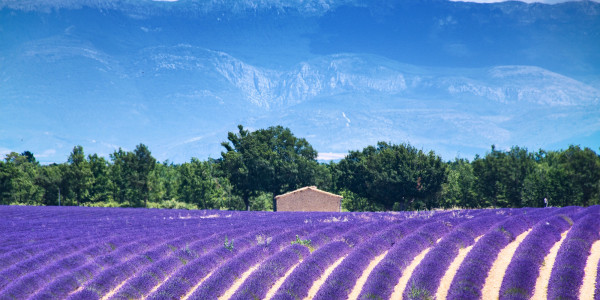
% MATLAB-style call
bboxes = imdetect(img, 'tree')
[110,148,130,205]
[557,145,600,206]
[440,158,478,208]
[88,154,112,204]
[150,160,180,204]
[178,158,222,209]
[66,146,93,206]
[36,163,64,206]
[337,142,447,211]
[220,125,320,211]
[131,144,156,207]
[0,151,44,205]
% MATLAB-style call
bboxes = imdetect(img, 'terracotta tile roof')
[274,186,343,199]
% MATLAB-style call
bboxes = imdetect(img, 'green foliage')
[340,189,384,212]
[66,146,93,206]
[503,288,528,297]
[336,142,447,211]
[440,158,478,208]
[178,158,222,209]
[291,235,314,252]
[220,125,320,211]
[146,199,198,210]
[249,192,273,211]
[472,146,537,208]
[224,236,234,251]
[1,126,599,211]
[407,283,433,300]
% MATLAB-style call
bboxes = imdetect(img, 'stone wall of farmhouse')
[276,190,342,212]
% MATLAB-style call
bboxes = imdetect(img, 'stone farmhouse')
[275,186,343,212]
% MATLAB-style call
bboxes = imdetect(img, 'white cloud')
[0,148,12,158]
[36,149,57,158]
[318,152,347,161]
[184,136,204,144]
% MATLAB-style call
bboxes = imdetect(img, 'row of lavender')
[1,205,599,299]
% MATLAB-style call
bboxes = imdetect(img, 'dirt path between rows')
[181,271,213,300]
[303,255,348,300]
[481,229,532,299]
[101,277,130,300]
[347,250,389,300]
[264,262,301,300]
[389,247,432,300]
[579,240,600,299]
[435,236,481,299]
[218,263,260,300]
[531,230,569,299]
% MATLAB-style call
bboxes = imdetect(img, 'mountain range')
[1,0,599,163]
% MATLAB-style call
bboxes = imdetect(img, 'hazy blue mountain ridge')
[1,1,599,163]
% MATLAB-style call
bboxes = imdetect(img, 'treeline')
[1,125,599,211]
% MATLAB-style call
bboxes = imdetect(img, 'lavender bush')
[498,214,573,299]
[547,214,600,300]
[271,241,352,300]
[230,244,311,300]
[402,215,503,299]
[358,219,458,300]
[314,219,425,300]
[1,205,598,300]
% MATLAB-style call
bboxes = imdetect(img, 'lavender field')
[1,205,600,300]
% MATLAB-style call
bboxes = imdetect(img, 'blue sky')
[1,0,599,164]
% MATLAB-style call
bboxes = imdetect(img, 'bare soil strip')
[264,262,301,300]
[579,239,600,300]
[144,269,178,299]
[481,229,532,299]
[435,236,482,300]
[218,263,261,300]
[347,250,389,300]
[181,270,214,300]
[390,247,432,300]
[101,277,130,300]
[303,255,348,300]
[531,230,569,300]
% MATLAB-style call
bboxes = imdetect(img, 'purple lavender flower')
[230,244,311,300]
[358,219,458,300]
[271,241,352,300]
[314,219,425,300]
[547,214,600,300]
[498,214,573,299]
[402,215,504,299]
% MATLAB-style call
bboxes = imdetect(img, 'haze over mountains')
[1,0,599,163]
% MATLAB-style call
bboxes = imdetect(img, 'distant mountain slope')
[1,2,599,163]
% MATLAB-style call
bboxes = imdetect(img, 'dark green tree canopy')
[337,141,447,210]
[220,125,319,211]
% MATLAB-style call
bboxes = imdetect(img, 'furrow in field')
[531,230,570,299]
[304,255,348,300]
[0,236,132,299]
[314,219,426,300]
[347,250,388,300]
[147,225,311,299]
[547,214,600,299]
[435,236,481,300]
[580,240,600,299]
[264,261,301,300]
[68,233,199,299]
[358,219,459,300]
[481,229,532,298]
[390,247,432,300]
[218,263,261,300]
[402,215,503,299]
